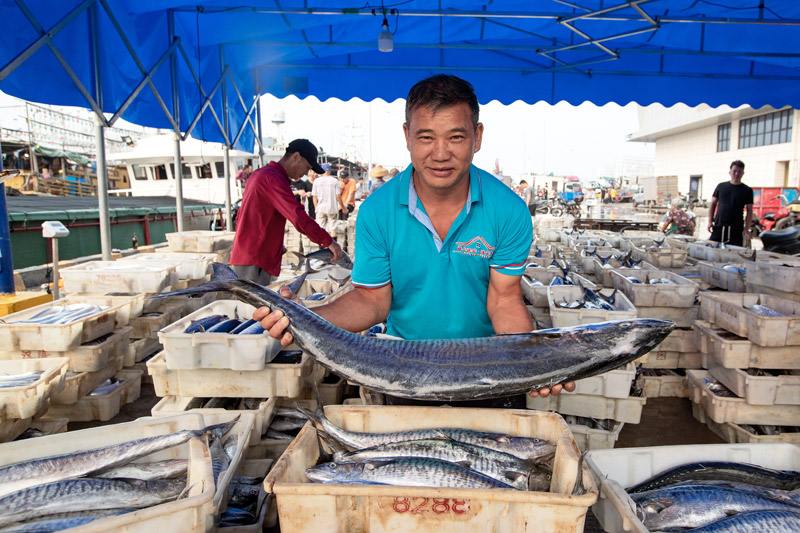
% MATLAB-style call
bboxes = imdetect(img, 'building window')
[739,109,793,149]
[717,123,730,152]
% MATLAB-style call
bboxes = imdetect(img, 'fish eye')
[619,322,632,329]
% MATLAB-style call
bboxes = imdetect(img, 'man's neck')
[730,178,742,185]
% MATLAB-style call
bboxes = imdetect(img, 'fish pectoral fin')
[645,499,674,514]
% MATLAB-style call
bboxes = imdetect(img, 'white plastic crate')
[529,243,556,260]
[147,351,323,398]
[688,240,756,263]
[521,272,597,308]
[46,368,143,422]
[611,270,699,308]
[706,359,800,406]
[318,374,346,406]
[0,301,119,352]
[567,420,624,452]
[151,396,276,446]
[129,302,183,340]
[63,292,143,328]
[635,304,700,329]
[572,362,637,399]
[547,286,637,328]
[630,243,687,268]
[61,261,179,294]
[719,420,800,445]
[593,260,658,288]
[745,282,800,303]
[129,336,163,365]
[166,230,235,253]
[586,442,800,533]
[0,358,69,419]
[654,328,696,353]
[118,252,216,280]
[159,300,282,371]
[576,247,617,273]
[26,417,69,438]
[745,256,800,293]
[265,405,597,533]
[687,370,800,425]
[638,350,704,369]
[693,319,799,369]
[0,410,39,443]
[526,391,646,424]
[664,234,699,251]
[637,372,688,398]
[51,353,124,405]
[699,292,800,347]
[699,261,746,292]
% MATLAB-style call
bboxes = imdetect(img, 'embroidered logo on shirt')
[454,236,495,258]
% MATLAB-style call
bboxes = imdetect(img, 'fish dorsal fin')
[430,430,451,440]
[456,460,472,469]
[212,262,239,281]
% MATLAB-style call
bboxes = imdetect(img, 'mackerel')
[94,459,188,481]
[0,509,131,532]
[627,461,800,493]
[150,263,674,400]
[685,510,800,532]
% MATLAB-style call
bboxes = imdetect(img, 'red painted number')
[392,497,470,515]
[411,497,429,513]
[431,498,449,514]
[393,497,410,513]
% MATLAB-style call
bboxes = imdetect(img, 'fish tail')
[195,417,239,440]
[293,404,325,428]
[571,451,586,496]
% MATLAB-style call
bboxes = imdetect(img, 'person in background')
[229,140,342,285]
[660,202,695,235]
[291,171,314,215]
[707,160,754,247]
[355,176,367,201]
[313,163,344,239]
[235,164,252,188]
[543,186,548,200]
[536,185,543,199]
[369,164,389,194]
[520,179,536,216]
[339,169,357,220]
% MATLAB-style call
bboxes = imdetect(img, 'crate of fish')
[165,230,236,254]
[46,368,143,422]
[611,270,699,309]
[699,292,800,347]
[0,358,69,419]
[585,442,800,533]
[745,281,800,304]
[687,370,800,425]
[687,240,756,263]
[151,396,276,446]
[118,252,217,280]
[637,369,689,398]
[593,259,658,288]
[60,261,179,294]
[619,236,658,253]
[14,417,70,441]
[529,243,556,261]
[129,302,183,340]
[638,350,704,369]
[630,243,688,269]
[147,350,323,399]
[0,300,119,352]
[721,421,800,445]
[61,292,144,328]
[572,362,637,399]
[521,272,597,308]
[0,412,251,532]
[547,286,637,328]
[264,405,597,533]
[692,320,799,370]
[563,416,624,452]
[575,247,618,273]
[706,357,800,406]
[129,336,163,364]
[664,234,698,251]
[158,300,282,371]
[0,402,47,443]
[699,261,747,292]
[50,352,124,405]
[526,390,646,424]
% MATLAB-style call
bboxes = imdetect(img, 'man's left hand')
[528,381,576,398]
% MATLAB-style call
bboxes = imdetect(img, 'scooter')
[758,195,800,232]
[760,226,800,256]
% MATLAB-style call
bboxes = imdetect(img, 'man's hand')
[528,381,576,398]
[327,240,343,262]
[707,221,714,233]
[253,286,301,346]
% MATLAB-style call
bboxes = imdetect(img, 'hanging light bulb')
[378,17,393,52]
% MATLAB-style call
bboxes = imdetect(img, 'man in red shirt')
[229,139,342,284]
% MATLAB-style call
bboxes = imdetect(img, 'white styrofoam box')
[0,300,118,352]
[147,351,323,398]
[151,396,276,446]
[631,243,687,269]
[548,285,637,328]
[51,353,124,405]
[0,325,131,373]
[522,272,597,308]
[61,261,179,294]
[688,240,756,263]
[687,370,800,425]
[693,319,799,369]
[638,350,704,369]
[611,270,699,308]
[0,358,68,419]
[118,252,217,280]
[586,442,800,533]
[699,261,746,292]
[526,391,646,424]
[567,420,624,452]
[46,368,143,422]
[637,373,688,398]
[593,260,659,288]
[129,302,183,340]
[165,230,235,253]
[707,359,800,406]
[699,292,800,347]
[572,362,636,399]
[63,292,143,328]
[654,328,696,353]
[159,301,281,371]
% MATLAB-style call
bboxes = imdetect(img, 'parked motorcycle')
[758,194,800,232]
[760,225,800,256]
[531,199,552,215]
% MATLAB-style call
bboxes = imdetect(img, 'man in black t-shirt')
[291,174,315,218]
[707,160,754,247]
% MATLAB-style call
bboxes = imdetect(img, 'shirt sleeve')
[712,184,721,199]
[351,199,391,288]
[489,190,533,276]
[269,177,332,248]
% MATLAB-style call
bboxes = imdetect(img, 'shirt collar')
[400,164,482,210]
[269,161,290,182]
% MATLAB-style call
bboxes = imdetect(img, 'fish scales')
[685,510,800,532]
[149,264,673,401]
[0,510,131,532]
[627,461,800,493]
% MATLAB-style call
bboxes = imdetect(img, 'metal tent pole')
[0,134,16,295]
[256,96,265,167]
[168,10,185,232]
[220,46,233,230]
[90,2,111,260]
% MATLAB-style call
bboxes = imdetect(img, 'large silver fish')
[627,461,800,493]
[149,263,674,401]
[685,510,800,532]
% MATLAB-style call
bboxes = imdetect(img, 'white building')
[628,104,798,202]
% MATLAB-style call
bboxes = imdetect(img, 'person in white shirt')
[312,163,345,238]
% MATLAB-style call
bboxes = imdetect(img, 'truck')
[633,176,679,207]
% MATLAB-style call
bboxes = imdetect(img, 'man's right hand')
[253,285,301,346]
[327,240,343,262]
[707,221,713,233]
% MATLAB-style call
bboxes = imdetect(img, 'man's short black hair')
[730,160,745,170]
[405,74,480,130]
[519,180,528,186]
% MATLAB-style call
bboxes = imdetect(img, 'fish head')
[306,461,366,483]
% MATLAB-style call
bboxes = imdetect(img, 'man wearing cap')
[229,139,342,285]
[338,169,357,220]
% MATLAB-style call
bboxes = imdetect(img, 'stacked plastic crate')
[166,230,235,263]
[689,291,800,443]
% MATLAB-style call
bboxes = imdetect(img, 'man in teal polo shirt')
[256,74,574,399]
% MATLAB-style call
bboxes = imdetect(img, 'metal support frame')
[0,134,15,295]
[256,92,265,167]
[220,46,233,231]
[89,2,111,261]
[168,10,185,233]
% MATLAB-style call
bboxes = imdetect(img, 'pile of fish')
[0,371,44,389]
[626,461,800,531]
[264,406,311,441]
[747,304,787,317]
[592,250,644,269]
[297,407,555,491]
[150,263,674,401]
[563,415,617,432]
[0,419,238,531]
[88,377,125,396]
[701,376,739,398]
[8,304,108,325]
[553,284,619,311]
[183,314,265,335]
[722,264,747,275]
[737,424,800,436]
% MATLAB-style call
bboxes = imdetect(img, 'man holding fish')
[256,75,575,400]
